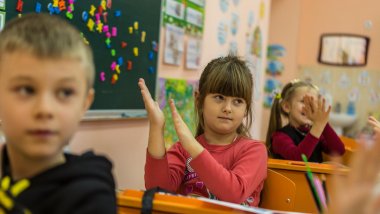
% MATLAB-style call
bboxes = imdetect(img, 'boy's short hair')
[0,13,95,88]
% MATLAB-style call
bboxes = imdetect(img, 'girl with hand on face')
[266,80,345,163]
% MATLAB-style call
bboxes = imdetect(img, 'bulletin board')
[3,0,162,120]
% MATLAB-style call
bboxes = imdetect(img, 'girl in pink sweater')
[138,55,267,207]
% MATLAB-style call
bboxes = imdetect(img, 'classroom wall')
[260,0,380,140]
[297,0,380,137]
[260,0,302,140]
[297,0,380,69]
[70,1,271,190]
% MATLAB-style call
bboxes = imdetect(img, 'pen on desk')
[302,154,323,212]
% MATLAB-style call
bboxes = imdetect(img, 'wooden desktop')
[267,158,349,213]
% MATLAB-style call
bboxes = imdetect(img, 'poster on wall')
[219,0,229,13]
[229,41,238,55]
[338,73,350,89]
[246,26,263,101]
[188,0,205,7]
[232,0,240,6]
[163,0,205,36]
[164,24,185,65]
[186,37,202,70]
[358,70,370,85]
[0,0,5,10]
[217,20,228,45]
[230,13,239,35]
[163,0,186,27]
[185,0,205,35]
[186,7,203,29]
[0,11,4,31]
[158,78,198,148]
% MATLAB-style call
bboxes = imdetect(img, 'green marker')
[301,154,323,212]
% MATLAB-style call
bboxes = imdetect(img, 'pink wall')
[298,0,380,69]
[261,0,380,139]
[260,0,302,140]
[70,1,271,190]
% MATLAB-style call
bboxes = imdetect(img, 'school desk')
[117,189,246,214]
[267,158,350,213]
[117,189,293,214]
[323,136,358,165]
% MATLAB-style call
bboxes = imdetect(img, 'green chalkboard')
[3,0,162,119]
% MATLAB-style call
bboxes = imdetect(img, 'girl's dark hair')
[195,55,254,137]
[265,80,318,156]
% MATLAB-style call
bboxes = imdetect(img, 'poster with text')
[186,37,202,70]
[164,24,185,65]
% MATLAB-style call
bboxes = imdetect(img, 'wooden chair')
[340,136,359,150]
[259,169,296,211]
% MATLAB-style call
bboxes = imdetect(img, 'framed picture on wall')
[318,33,370,66]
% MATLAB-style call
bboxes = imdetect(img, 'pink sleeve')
[272,131,319,160]
[321,123,345,155]
[144,143,187,192]
[189,143,267,204]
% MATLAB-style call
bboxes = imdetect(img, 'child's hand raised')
[368,116,380,130]
[169,99,204,158]
[138,78,165,128]
[328,132,380,214]
[368,116,380,141]
[303,95,331,127]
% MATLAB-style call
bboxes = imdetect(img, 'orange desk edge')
[268,158,350,175]
[117,189,251,214]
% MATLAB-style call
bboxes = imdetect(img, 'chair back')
[260,169,296,211]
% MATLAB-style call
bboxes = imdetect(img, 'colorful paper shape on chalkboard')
[111,26,117,37]
[87,18,95,31]
[148,66,154,74]
[16,0,23,12]
[100,71,106,82]
[101,0,106,10]
[35,2,41,13]
[127,60,132,70]
[98,5,103,14]
[110,61,116,71]
[152,41,158,52]
[82,11,88,21]
[58,0,66,11]
[117,57,123,66]
[111,73,118,84]
[148,51,154,61]
[141,31,146,43]
[89,5,96,16]
[4,0,161,112]
[133,47,138,56]
[102,11,108,23]
[121,41,127,48]
[65,11,73,19]
[134,21,138,30]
